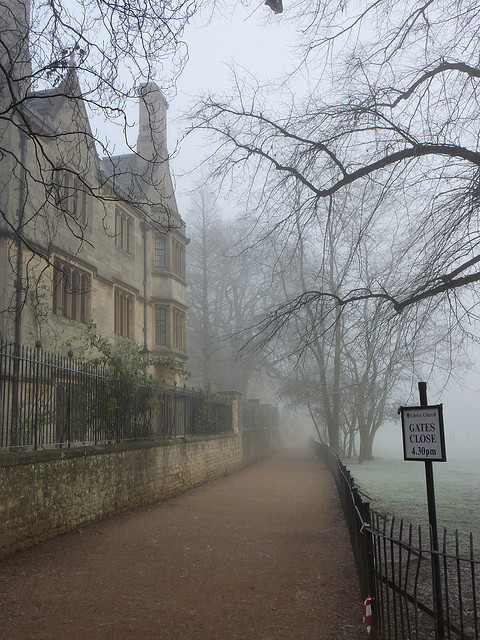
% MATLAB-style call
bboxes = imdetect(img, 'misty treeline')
[183,0,480,455]
[186,191,270,399]
[186,189,457,460]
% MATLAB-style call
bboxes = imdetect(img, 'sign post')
[399,382,446,639]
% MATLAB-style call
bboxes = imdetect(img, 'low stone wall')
[0,428,279,556]
[243,426,281,463]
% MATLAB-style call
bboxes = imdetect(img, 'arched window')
[173,308,186,351]
[114,288,135,338]
[155,236,166,268]
[53,258,91,324]
[115,207,133,254]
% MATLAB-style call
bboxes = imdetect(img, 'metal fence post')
[34,340,41,449]
[418,381,445,639]
[66,349,73,446]
[361,500,378,639]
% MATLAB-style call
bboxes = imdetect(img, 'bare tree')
[1,0,194,196]
[237,182,454,456]
[0,0,195,272]
[186,197,274,396]
[186,190,223,390]
[187,0,480,319]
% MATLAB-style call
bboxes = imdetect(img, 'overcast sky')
[167,5,298,214]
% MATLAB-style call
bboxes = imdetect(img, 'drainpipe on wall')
[141,219,150,353]
[11,123,27,446]
[14,126,27,349]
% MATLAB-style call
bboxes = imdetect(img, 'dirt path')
[0,446,365,639]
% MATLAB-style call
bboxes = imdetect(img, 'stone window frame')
[154,235,166,268]
[172,239,185,279]
[114,287,135,339]
[115,207,133,255]
[173,307,186,351]
[52,257,91,324]
[155,306,168,346]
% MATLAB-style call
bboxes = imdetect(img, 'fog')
[167,7,296,213]
[92,4,480,458]
[166,9,480,457]
[374,374,480,461]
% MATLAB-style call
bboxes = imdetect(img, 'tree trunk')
[358,432,374,463]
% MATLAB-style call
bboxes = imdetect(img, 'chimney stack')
[0,0,32,105]
[137,82,168,163]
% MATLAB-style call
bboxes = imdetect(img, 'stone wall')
[243,426,281,463]
[0,428,280,556]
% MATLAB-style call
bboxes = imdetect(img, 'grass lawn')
[342,437,480,547]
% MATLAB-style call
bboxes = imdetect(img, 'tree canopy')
[188,0,480,318]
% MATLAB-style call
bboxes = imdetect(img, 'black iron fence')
[312,440,480,640]
[0,342,233,450]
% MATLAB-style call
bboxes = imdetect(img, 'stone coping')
[0,433,240,468]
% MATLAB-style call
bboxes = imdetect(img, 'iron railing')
[312,440,480,640]
[0,342,233,450]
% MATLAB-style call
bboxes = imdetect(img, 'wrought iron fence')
[312,440,480,640]
[0,342,233,450]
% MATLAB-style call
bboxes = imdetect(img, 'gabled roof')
[26,61,99,172]
[100,153,138,197]
[24,63,183,227]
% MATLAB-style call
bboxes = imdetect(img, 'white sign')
[399,405,447,462]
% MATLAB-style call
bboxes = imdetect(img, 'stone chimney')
[0,0,32,104]
[137,82,168,163]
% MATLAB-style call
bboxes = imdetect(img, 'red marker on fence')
[363,596,374,635]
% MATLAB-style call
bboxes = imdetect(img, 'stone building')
[0,0,188,376]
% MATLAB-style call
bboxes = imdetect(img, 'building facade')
[0,0,188,376]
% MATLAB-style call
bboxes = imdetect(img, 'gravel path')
[0,445,365,639]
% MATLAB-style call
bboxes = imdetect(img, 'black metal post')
[67,349,73,447]
[361,499,378,639]
[418,381,445,639]
[12,129,27,448]
[34,341,41,449]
